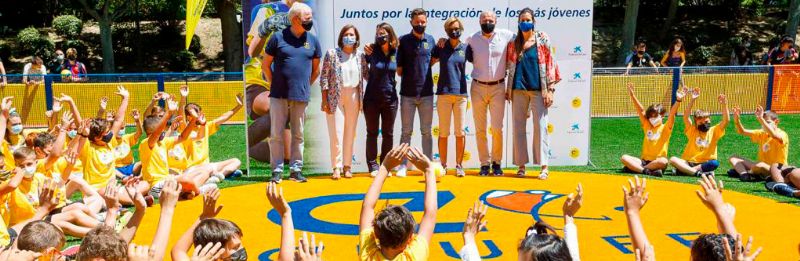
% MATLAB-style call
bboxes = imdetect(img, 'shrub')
[693,45,714,66]
[168,50,195,72]
[30,38,55,60]
[52,15,83,39]
[17,27,41,47]
[189,35,202,55]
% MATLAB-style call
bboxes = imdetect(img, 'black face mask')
[101,131,114,143]
[301,20,313,31]
[413,25,426,34]
[637,50,645,55]
[226,248,248,261]
[480,23,495,34]
[697,122,711,132]
[448,30,462,39]
[376,35,388,46]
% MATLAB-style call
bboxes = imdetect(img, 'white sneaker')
[395,165,407,177]
[213,172,226,181]
[199,183,219,194]
[538,169,549,180]
[370,170,378,177]
[206,176,221,184]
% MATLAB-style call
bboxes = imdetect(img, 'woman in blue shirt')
[432,17,468,177]
[363,22,400,177]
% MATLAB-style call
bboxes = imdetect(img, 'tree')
[788,0,800,40]
[618,0,640,65]
[661,0,679,40]
[76,0,133,73]
[214,0,243,72]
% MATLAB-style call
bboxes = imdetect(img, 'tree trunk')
[661,0,679,40]
[99,18,116,73]
[618,0,640,65]
[216,0,243,72]
[787,0,800,40]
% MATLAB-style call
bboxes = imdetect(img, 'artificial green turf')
[208,114,799,203]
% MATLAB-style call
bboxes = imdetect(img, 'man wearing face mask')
[262,3,320,183]
[669,88,730,177]
[392,8,437,177]
[625,41,657,73]
[465,11,516,177]
[48,49,65,74]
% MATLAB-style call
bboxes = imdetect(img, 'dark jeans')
[363,98,398,172]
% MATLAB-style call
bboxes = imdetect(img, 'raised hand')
[623,175,649,213]
[364,44,374,55]
[116,85,130,98]
[675,87,686,102]
[200,187,223,219]
[627,82,635,93]
[2,96,14,113]
[191,242,225,261]
[102,180,121,210]
[58,93,74,103]
[37,178,59,212]
[294,232,323,261]
[381,143,410,171]
[79,118,92,137]
[159,178,182,209]
[167,98,179,112]
[100,96,109,110]
[267,182,290,215]
[755,106,764,119]
[45,110,53,118]
[463,200,488,239]
[696,174,725,211]
[406,146,432,173]
[723,234,762,261]
[61,111,74,128]
[132,109,141,121]
[691,87,701,99]
[123,178,147,210]
[718,94,727,105]
[733,106,742,120]
[563,183,583,217]
[180,85,189,97]
[51,99,62,112]
[128,244,155,261]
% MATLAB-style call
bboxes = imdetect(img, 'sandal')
[332,167,341,180]
[343,166,353,178]
[516,168,526,177]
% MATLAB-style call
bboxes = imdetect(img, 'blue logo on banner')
[573,45,582,53]
[573,73,582,80]
[571,123,580,131]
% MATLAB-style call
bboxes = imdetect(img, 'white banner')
[251,0,592,172]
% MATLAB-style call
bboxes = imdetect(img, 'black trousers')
[363,98,398,172]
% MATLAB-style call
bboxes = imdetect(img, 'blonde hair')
[444,17,462,32]
[288,2,311,22]
[694,109,710,119]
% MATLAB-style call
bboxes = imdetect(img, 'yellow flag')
[185,0,209,49]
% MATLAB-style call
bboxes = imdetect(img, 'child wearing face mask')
[669,88,729,176]
[620,83,683,177]
[728,106,789,182]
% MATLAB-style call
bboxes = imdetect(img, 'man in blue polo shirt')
[396,8,437,177]
[262,2,320,183]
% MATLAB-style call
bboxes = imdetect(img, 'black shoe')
[270,172,283,183]
[290,171,308,183]
[643,168,663,177]
[727,169,740,178]
[694,171,714,177]
[479,166,490,176]
[765,181,779,192]
[491,162,503,176]
[739,173,758,182]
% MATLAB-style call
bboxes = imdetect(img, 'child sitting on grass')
[669,88,729,176]
[620,83,684,177]
[728,106,789,181]
[359,143,437,261]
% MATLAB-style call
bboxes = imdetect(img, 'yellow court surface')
[132,172,800,260]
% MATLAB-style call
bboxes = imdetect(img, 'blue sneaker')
[773,183,799,198]
[226,169,243,180]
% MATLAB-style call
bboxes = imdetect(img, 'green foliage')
[0,41,10,61]
[189,35,202,55]
[52,15,83,39]
[168,50,195,71]
[16,27,41,47]
[693,45,714,65]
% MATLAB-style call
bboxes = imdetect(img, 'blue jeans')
[400,95,434,159]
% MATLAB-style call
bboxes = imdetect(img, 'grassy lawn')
[206,113,799,203]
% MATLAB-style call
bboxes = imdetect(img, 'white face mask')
[23,165,37,178]
[649,116,662,127]
[763,121,777,130]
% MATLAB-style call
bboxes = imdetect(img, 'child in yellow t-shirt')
[669,88,730,176]
[139,98,198,198]
[182,91,244,178]
[729,106,789,181]
[112,109,143,177]
[768,165,800,198]
[620,83,684,177]
[359,144,435,261]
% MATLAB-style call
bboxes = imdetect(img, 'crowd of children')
[0,85,245,260]
[621,83,795,199]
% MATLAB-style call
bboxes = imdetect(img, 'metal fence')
[1,65,797,126]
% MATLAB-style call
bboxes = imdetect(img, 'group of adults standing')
[245,2,561,183]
